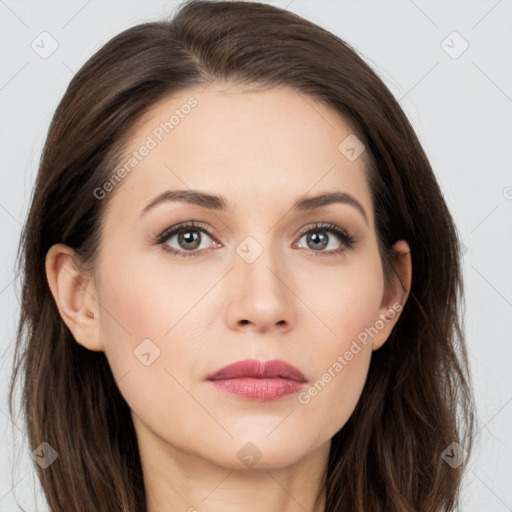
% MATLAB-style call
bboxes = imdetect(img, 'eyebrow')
[141,189,369,225]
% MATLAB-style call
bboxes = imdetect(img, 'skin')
[46,83,412,512]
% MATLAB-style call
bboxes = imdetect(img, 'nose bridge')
[225,228,295,331]
[235,230,287,296]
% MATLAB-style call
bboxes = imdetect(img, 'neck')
[135,418,329,512]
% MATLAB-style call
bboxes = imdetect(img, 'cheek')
[290,253,383,435]
[93,252,210,437]
[92,249,179,377]
[96,244,214,345]
[296,340,373,443]
[293,248,384,349]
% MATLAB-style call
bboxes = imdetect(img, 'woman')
[9,0,475,510]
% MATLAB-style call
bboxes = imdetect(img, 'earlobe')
[45,243,104,352]
[372,240,412,351]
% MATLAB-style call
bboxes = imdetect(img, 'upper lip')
[206,358,308,383]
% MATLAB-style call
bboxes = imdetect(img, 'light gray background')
[1,0,511,510]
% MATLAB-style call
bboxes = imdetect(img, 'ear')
[45,243,104,352]
[372,239,412,351]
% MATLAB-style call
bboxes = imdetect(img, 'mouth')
[205,358,307,401]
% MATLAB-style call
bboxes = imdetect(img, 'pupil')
[309,231,327,250]
[179,230,200,250]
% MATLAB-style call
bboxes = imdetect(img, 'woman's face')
[72,83,408,470]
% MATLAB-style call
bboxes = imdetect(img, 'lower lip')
[208,377,305,401]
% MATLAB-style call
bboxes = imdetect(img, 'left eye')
[296,229,342,252]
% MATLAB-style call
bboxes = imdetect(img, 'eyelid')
[293,221,356,253]
[155,220,222,258]
[156,220,220,244]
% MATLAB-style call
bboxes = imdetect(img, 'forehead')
[105,83,373,225]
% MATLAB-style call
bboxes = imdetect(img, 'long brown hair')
[9,1,475,510]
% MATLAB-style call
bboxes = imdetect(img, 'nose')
[225,243,297,334]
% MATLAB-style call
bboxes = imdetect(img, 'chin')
[202,435,320,471]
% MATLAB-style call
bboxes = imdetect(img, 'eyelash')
[156,221,356,258]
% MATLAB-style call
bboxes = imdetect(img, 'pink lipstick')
[206,358,307,401]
